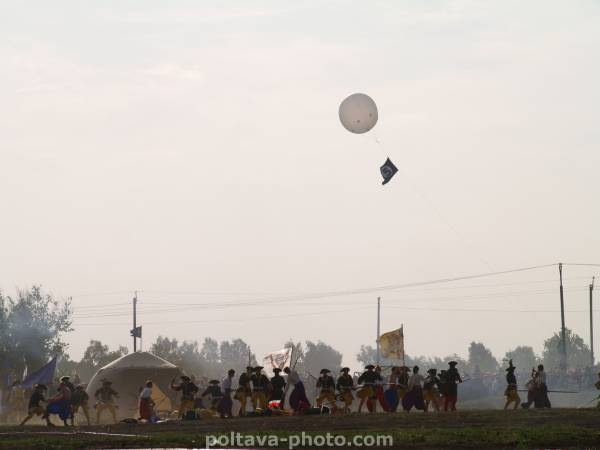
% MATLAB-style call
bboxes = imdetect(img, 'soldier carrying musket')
[336,368,354,413]
[503,359,520,410]
[315,369,336,408]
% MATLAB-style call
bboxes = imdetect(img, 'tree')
[505,346,540,371]
[201,338,220,365]
[150,336,257,379]
[356,345,376,367]
[467,342,498,373]
[178,340,208,376]
[303,341,342,377]
[151,336,209,377]
[0,286,72,384]
[77,340,128,381]
[56,355,79,380]
[355,345,398,367]
[356,345,437,369]
[542,328,591,369]
[220,338,256,373]
[151,336,182,364]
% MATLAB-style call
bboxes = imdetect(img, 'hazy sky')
[1,0,600,370]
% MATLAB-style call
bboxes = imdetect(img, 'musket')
[354,382,407,389]
[516,389,579,393]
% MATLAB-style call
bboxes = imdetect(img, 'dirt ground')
[1,408,600,449]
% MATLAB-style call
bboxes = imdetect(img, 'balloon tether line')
[372,135,494,272]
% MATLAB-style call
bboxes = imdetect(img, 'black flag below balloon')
[380,157,398,185]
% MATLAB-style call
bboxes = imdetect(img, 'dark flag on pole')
[20,356,57,389]
[380,157,398,185]
[130,326,142,339]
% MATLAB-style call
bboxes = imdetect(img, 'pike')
[517,389,579,393]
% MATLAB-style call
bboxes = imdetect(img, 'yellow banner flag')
[379,326,404,360]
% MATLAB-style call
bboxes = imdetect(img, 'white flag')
[263,348,291,370]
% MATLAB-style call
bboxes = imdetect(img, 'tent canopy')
[85,352,182,422]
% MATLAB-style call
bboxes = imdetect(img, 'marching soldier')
[443,361,462,412]
[397,366,410,401]
[201,380,223,412]
[236,366,253,416]
[383,366,401,411]
[19,384,47,426]
[71,385,91,425]
[220,369,235,418]
[423,369,441,412]
[503,360,520,410]
[60,376,76,425]
[170,375,198,419]
[336,367,354,412]
[315,369,336,408]
[374,366,391,412]
[94,380,119,424]
[270,368,286,406]
[357,365,381,413]
[251,366,270,410]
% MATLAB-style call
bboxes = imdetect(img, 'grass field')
[1,409,600,449]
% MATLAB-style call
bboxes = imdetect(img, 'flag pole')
[376,297,381,366]
[402,324,405,367]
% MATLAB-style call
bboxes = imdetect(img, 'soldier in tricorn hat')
[504,360,520,410]
[315,369,336,407]
[19,384,47,426]
[336,368,354,412]
[170,375,198,419]
[251,366,270,410]
[443,361,462,412]
[94,379,119,424]
[269,368,286,405]
[235,366,253,416]
[357,364,381,413]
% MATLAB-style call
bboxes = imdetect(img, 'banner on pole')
[379,326,404,360]
[20,356,57,389]
[263,348,291,370]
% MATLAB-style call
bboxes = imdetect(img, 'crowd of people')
[8,360,600,426]
[18,377,120,426]
[457,364,599,401]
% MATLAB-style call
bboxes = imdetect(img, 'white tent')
[85,352,182,422]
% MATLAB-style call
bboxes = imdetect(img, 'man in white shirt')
[220,369,235,418]
[534,365,551,408]
[403,366,425,412]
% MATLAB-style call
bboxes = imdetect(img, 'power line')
[72,305,373,326]
[563,263,600,267]
[70,275,598,315]
[71,286,591,319]
[386,306,600,314]
[68,263,559,317]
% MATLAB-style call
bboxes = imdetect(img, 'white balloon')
[339,93,378,134]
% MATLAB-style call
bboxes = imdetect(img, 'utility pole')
[559,263,567,370]
[376,297,381,366]
[130,292,142,353]
[133,291,137,352]
[590,277,595,366]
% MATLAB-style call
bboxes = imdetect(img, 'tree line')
[0,286,594,386]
